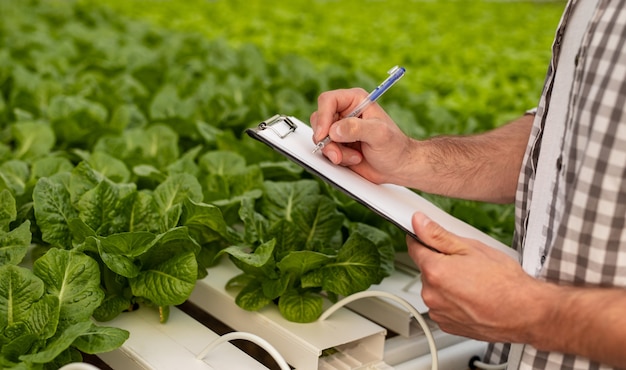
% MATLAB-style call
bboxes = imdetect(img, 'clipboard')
[246,114,518,260]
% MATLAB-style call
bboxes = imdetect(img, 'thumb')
[411,212,466,255]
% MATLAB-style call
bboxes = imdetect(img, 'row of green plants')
[95,0,564,133]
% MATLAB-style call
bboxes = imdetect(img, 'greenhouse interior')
[8,0,615,369]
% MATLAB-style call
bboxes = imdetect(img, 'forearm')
[529,284,626,368]
[398,114,533,203]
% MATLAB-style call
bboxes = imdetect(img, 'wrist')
[525,283,599,354]
[390,137,427,188]
[523,281,566,349]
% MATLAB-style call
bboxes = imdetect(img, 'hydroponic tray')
[188,258,389,370]
[92,258,487,370]
[97,305,268,370]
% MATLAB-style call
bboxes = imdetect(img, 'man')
[310,0,626,368]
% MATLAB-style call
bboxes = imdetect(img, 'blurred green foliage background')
[94,0,565,132]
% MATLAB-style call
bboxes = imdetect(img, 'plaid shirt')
[484,0,626,368]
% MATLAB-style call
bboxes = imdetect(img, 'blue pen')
[312,65,406,153]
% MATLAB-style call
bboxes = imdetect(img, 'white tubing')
[196,331,291,370]
[319,290,439,370]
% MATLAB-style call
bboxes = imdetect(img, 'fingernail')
[417,212,431,227]
[333,125,342,138]
[347,154,360,165]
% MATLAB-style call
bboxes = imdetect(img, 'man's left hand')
[408,212,543,344]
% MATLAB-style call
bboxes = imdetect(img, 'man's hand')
[407,212,547,344]
[408,212,626,367]
[310,88,415,185]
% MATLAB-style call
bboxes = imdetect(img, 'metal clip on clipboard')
[257,114,297,138]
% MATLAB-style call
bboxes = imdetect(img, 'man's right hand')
[310,88,415,185]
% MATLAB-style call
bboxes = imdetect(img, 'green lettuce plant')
[220,180,395,323]
[31,159,233,322]
[0,190,129,369]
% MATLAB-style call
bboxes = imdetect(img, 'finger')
[311,110,339,143]
[322,142,363,166]
[329,116,388,145]
[411,212,467,256]
[310,111,318,132]
[314,89,367,142]
[406,232,436,269]
[320,143,340,164]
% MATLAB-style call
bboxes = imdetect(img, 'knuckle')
[350,87,369,97]
[421,287,437,308]
[317,90,332,102]
[427,309,443,323]
[344,119,360,136]
[420,264,444,288]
